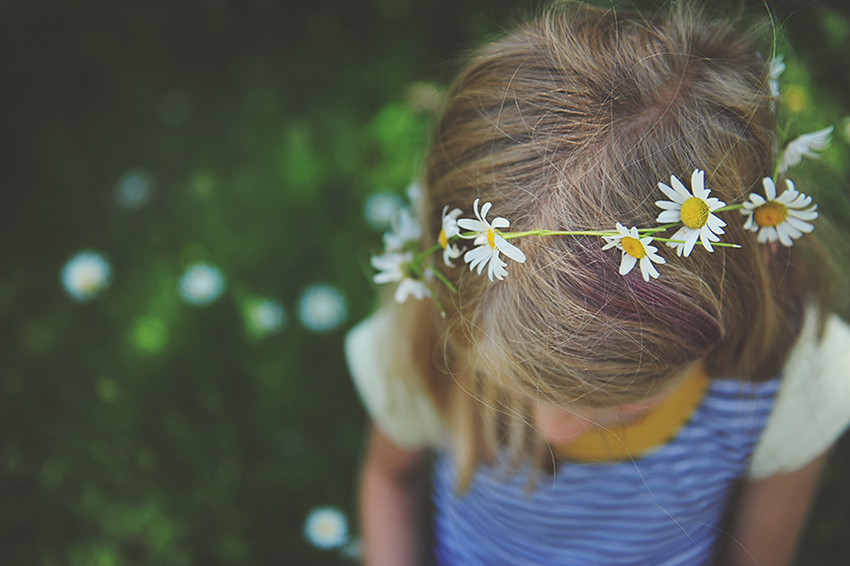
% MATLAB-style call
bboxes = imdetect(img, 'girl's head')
[410,3,827,483]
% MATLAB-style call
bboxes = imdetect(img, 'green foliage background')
[1,0,849,564]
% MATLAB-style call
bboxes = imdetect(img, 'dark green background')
[2,0,849,564]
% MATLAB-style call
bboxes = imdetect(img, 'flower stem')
[426,264,457,294]
[419,276,446,318]
[501,229,619,239]
[638,224,680,234]
[414,243,443,265]
[713,203,745,213]
[653,237,741,248]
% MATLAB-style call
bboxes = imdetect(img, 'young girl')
[348,4,850,565]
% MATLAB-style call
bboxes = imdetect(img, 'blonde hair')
[399,3,830,490]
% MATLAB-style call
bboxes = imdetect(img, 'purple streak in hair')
[572,243,723,357]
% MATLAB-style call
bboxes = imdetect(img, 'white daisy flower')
[777,126,833,175]
[741,177,818,246]
[371,251,431,304]
[179,263,225,306]
[383,207,421,252]
[363,192,403,231]
[247,299,286,335]
[655,169,727,257]
[768,54,785,98]
[61,250,112,302]
[304,507,349,550]
[297,283,347,333]
[457,199,526,281]
[439,206,463,267]
[602,223,667,281]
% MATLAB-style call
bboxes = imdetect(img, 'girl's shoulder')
[749,305,850,479]
[345,306,448,451]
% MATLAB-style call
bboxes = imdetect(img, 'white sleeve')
[344,309,447,451]
[748,308,850,479]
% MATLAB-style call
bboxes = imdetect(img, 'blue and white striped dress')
[431,377,782,566]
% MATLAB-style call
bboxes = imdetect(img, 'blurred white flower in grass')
[768,55,785,97]
[298,284,347,332]
[61,251,112,302]
[247,298,286,336]
[778,126,834,174]
[115,168,155,209]
[179,263,225,306]
[364,192,404,231]
[383,208,421,252]
[371,251,431,304]
[304,507,349,550]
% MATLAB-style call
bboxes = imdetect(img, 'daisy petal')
[749,194,766,206]
[465,245,491,273]
[487,254,508,281]
[789,208,818,222]
[706,214,726,233]
[655,200,681,210]
[704,197,726,211]
[776,225,795,247]
[619,254,637,275]
[670,175,692,200]
[495,235,527,263]
[691,170,706,200]
[682,229,701,257]
[457,219,486,233]
[646,249,666,264]
[763,177,777,201]
[657,210,682,224]
[699,227,715,252]
[657,182,687,204]
[479,201,492,221]
[640,257,660,281]
[764,227,779,243]
[784,216,814,233]
[780,222,803,240]
[491,217,510,230]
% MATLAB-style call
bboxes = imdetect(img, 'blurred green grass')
[1,1,849,564]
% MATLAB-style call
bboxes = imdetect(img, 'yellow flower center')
[439,229,449,249]
[621,236,646,259]
[487,228,496,249]
[753,202,789,228]
[680,197,710,229]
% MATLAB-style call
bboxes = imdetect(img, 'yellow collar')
[557,366,710,463]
